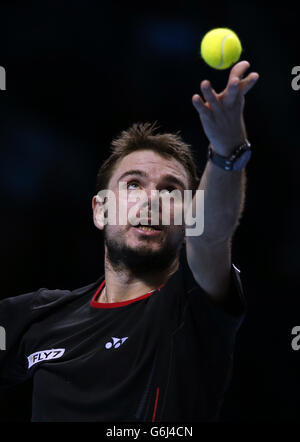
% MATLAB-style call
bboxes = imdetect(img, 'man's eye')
[161,187,176,193]
[127,181,139,190]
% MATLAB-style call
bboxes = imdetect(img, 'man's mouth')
[132,223,164,236]
[134,222,163,231]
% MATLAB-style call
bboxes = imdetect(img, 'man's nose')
[143,188,163,204]
[137,189,162,217]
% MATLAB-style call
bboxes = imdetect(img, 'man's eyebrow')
[118,170,147,182]
[160,174,186,190]
[117,169,186,189]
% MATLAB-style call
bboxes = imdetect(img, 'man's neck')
[99,256,179,304]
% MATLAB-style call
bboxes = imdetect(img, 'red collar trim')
[90,280,163,309]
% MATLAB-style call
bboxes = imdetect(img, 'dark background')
[0,0,299,421]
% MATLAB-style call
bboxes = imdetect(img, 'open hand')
[192,60,259,156]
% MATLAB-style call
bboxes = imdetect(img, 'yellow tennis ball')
[200,28,242,70]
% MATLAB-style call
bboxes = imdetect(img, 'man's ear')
[92,195,105,231]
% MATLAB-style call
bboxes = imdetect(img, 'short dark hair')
[96,122,200,195]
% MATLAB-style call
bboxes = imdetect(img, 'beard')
[104,226,185,277]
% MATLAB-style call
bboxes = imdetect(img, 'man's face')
[93,149,190,274]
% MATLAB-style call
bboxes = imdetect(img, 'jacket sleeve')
[179,246,247,330]
[163,249,248,421]
[0,285,82,390]
[0,290,39,389]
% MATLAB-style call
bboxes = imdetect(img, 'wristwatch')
[208,140,252,171]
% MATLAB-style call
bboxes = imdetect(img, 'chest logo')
[105,337,128,349]
[27,348,65,369]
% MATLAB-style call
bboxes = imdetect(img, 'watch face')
[233,150,252,171]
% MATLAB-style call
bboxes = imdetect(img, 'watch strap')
[208,140,251,171]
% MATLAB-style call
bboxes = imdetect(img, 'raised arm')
[186,60,259,303]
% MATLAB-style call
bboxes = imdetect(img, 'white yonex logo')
[105,337,128,349]
[27,348,65,369]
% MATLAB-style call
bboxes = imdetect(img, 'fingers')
[239,72,259,95]
[223,76,240,106]
[200,80,219,112]
[192,61,259,115]
[228,61,259,95]
[192,79,219,116]
[192,94,211,118]
[224,64,259,104]
[229,60,250,81]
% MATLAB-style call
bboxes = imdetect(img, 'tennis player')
[0,61,259,421]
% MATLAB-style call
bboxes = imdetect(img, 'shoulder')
[0,276,103,315]
[32,279,101,311]
[178,247,247,326]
